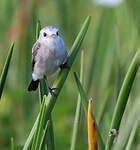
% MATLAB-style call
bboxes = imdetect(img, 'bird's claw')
[60,62,70,70]
[49,87,57,96]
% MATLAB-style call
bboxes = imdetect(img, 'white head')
[39,26,60,42]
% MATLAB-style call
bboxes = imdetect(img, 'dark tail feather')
[28,80,39,91]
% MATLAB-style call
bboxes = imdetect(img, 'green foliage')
[31,96,47,150]
[39,120,50,150]
[1,1,140,150]
[0,42,14,100]
[70,51,84,150]
[105,48,140,150]
[23,116,39,150]
[10,137,14,150]
[113,98,140,150]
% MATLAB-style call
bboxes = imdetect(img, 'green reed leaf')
[105,48,140,150]
[70,51,84,150]
[39,120,50,150]
[0,42,14,100]
[11,137,14,150]
[31,96,47,150]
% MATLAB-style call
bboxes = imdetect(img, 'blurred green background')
[0,0,140,149]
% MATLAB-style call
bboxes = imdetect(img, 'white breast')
[32,36,67,80]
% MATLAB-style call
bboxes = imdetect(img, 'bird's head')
[39,26,60,43]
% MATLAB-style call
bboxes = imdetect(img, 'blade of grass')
[42,117,55,150]
[74,72,105,150]
[39,79,48,103]
[45,145,47,150]
[36,20,41,41]
[0,42,14,100]
[23,115,39,150]
[31,96,47,150]
[36,21,55,150]
[105,48,140,150]
[39,120,50,150]
[74,73,88,113]
[23,16,91,150]
[113,98,140,150]
[42,120,54,150]
[11,137,14,150]
[70,50,84,150]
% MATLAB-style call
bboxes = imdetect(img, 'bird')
[28,26,68,95]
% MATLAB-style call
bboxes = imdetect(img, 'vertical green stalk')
[11,137,14,150]
[70,51,84,150]
[113,98,140,150]
[0,42,14,100]
[23,115,39,150]
[31,96,47,150]
[36,20,41,44]
[39,121,50,150]
[105,48,140,150]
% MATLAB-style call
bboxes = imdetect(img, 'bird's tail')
[28,80,39,91]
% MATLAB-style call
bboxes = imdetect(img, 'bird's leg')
[44,76,57,96]
[48,87,57,96]
[60,62,70,70]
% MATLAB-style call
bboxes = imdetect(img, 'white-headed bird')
[28,26,68,95]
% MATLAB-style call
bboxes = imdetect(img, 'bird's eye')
[56,32,59,36]
[43,32,47,37]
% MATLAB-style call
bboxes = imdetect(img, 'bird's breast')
[33,38,67,78]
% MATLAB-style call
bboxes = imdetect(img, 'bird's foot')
[60,62,70,70]
[49,87,57,96]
